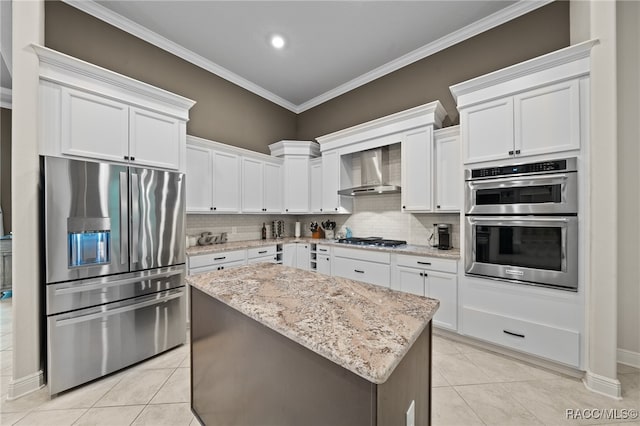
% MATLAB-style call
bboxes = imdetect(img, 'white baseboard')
[583,371,622,400]
[6,370,45,400]
[617,348,640,369]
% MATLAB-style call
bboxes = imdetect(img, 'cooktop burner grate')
[337,237,407,247]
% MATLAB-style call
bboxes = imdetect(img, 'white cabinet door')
[434,131,461,212]
[321,151,340,213]
[61,87,129,162]
[263,162,283,213]
[317,254,331,276]
[283,244,296,267]
[284,157,310,213]
[129,106,181,170]
[310,159,323,213]
[461,97,514,164]
[185,145,213,212]
[426,271,457,331]
[241,157,264,213]
[402,127,433,212]
[296,243,310,271]
[396,266,425,296]
[514,79,580,157]
[212,151,241,213]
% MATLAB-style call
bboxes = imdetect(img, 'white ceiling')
[3,1,553,112]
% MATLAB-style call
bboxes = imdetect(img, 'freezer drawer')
[47,288,186,395]
[46,265,185,315]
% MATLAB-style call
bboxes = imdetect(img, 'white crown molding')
[62,0,298,113]
[268,140,319,158]
[296,0,555,113]
[187,134,284,163]
[583,371,622,400]
[62,0,554,114]
[0,87,11,109]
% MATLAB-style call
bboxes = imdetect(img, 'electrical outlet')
[406,400,415,426]
[231,227,237,234]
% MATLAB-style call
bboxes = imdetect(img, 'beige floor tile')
[453,340,487,355]
[0,411,28,426]
[618,364,640,375]
[132,403,193,426]
[434,352,495,386]
[432,387,484,426]
[14,408,86,426]
[73,405,145,426]
[618,374,640,409]
[150,368,190,404]
[189,416,202,426]
[179,354,190,368]
[0,350,12,376]
[0,334,12,351]
[35,373,123,411]
[0,387,50,413]
[94,369,173,407]
[455,383,543,425]
[132,345,188,371]
[432,368,450,387]
[464,351,563,382]
[432,336,462,355]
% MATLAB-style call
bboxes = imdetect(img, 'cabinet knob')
[436,205,441,209]
[402,205,406,209]
[286,209,289,212]
[515,149,521,155]
[420,272,424,277]
[213,207,217,211]
[335,208,338,211]
[320,208,323,212]
[124,155,129,160]
[508,150,514,156]
[210,207,213,211]
[131,156,135,161]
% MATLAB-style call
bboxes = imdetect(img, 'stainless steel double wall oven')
[465,158,578,290]
[43,156,187,394]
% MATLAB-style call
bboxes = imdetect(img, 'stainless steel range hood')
[338,146,401,196]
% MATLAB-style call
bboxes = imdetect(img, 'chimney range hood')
[338,146,400,196]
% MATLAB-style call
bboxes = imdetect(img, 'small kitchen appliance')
[435,224,453,250]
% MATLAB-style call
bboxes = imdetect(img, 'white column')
[9,0,45,399]
[584,0,621,399]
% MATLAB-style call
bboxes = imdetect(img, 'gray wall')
[296,1,570,140]
[44,1,298,155]
[1,107,10,233]
[617,0,640,356]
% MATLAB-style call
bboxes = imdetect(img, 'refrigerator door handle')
[54,289,183,327]
[119,172,128,265]
[53,270,183,295]
[131,172,140,264]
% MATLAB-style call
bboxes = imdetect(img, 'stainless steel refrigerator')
[42,156,186,395]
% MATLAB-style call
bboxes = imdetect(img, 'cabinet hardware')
[419,272,424,277]
[334,208,338,211]
[286,209,289,212]
[210,207,213,211]
[320,208,323,212]
[402,205,406,209]
[508,150,514,155]
[354,269,365,274]
[436,205,441,209]
[124,155,129,160]
[515,149,521,155]
[417,261,431,265]
[258,250,267,254]
[213,207,217,211]
[214,256,226,260]
[131,157,135,161]
[503,330,525,339]
[319,249,327,252]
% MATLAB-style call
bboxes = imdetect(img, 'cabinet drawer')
[316,245,331,254]
[189,249,246,269]
[462,307,580,367]
[396,254,457,273]
[189,259,246,275]
[247,246,277,259]
[247,255,278,265]
[333,257,390,287]
[333,247,390,264]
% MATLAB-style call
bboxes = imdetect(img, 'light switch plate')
[406,399,415,426]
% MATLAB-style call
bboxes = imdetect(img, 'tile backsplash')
[187,193,460,248]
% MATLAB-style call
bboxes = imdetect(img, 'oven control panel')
[468,158,576,179]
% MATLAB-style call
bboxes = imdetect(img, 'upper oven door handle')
[468,174,569,188]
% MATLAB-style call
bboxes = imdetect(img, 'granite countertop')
[186,237,460,260]
[187,263,439,384]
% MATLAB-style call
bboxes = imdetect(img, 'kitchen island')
[187,263,439,426]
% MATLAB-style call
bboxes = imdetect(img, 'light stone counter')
[186,237,461,260]
[187,262,439,384]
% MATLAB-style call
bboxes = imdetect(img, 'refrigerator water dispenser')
[68,217,111,267]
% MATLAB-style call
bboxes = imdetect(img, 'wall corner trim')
[617,348,640,369]
[6,370,45,400]
[583,371,622,400]
[0,87,11,109]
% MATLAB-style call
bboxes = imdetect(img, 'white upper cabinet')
[402,127,433,212]
[310,158,323,214]
[36,45,195,171]
[284,157,310,214]
[514,79,580,157]
[61,87,130,163]
[185,145,213,213]
[451,41,596,165]
[320,150,353,214]
[434,126,461,212]
[460,97,514,164]
[263,162,283,213]
[242,157,264,213]
[212,151,241,213]
[129,106,182,170]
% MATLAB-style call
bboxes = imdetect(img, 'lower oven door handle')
[469,217,569,224]
[54,290,183,327]
[53,270,183,295]
[469,174,569,187]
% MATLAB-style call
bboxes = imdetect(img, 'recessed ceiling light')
[270,34,286,50]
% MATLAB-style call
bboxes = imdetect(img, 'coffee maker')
[432,223,452,250]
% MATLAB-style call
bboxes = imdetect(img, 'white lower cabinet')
[283,243,310,271]
[316,254,331,275]
[332,248,390,288]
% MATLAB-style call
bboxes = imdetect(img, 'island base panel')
[190,286,432,425]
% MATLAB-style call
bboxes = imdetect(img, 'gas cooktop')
[336,237,407,248]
